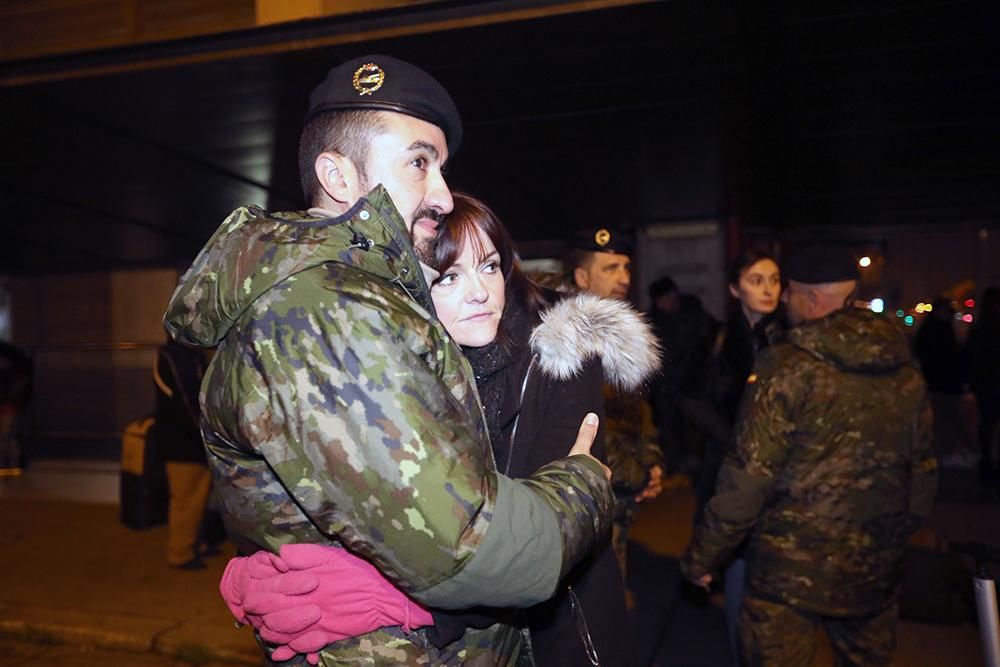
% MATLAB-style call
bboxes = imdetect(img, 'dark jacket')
[714,308,786,424]
[152,338,207,463]
[504,293,660,667]
[914,314,967,394]
[683,308,938,616]
[695,309,785,512]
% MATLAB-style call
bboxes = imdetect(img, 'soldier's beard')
[410,207,444,267]
[413,238,435,266]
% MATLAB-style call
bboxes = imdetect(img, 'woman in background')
[694,249,785,665]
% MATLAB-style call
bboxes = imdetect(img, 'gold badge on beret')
[595,228,611,247]
[353,63,385,96]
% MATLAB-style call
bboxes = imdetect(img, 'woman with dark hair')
[220,193,660,666]
[693,248,785,665]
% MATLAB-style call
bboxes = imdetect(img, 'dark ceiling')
[1,0,997,274]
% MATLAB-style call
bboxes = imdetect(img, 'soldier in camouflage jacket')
[164,56,614,665]
[681,246,937,667]
[567,228,665,579]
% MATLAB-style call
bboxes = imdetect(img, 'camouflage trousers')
[738,595,898,667]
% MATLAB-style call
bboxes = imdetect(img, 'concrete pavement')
[0,497,260,666]
[0,458,996,666]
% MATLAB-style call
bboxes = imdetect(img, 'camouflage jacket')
[162,186,614,665]
[603,386,663,498]
[682,307,937,616]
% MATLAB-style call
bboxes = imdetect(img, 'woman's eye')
[411,157,428,170]
[482,261,499,273]
[436,272,457,286]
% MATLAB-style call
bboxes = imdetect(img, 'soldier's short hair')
[298,110,387,207]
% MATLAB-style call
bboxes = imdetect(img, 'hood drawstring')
[347,230,374,251]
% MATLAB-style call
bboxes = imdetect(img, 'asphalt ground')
[0,460,997,666]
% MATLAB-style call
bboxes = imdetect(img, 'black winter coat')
[152,339,208,463]
[504,293,660,667]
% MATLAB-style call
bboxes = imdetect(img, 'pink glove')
[219,543,434,664]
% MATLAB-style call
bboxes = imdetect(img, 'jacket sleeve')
[638,399,664,471]
[681,350,793,579]
[236,282,612,609]
[907,388,938,528]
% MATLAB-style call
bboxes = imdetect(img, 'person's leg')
[824,602,898,667]
[165,462,212,567]
[0,408,21,473]
[724,557,747,664]
[738,595,816,667]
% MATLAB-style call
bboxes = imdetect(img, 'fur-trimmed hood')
[529,293,661,391]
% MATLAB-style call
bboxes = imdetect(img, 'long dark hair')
[431,193,546,346]
[727,248,779,288]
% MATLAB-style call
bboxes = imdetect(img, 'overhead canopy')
[2,0,997,273]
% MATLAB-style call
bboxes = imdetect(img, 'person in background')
[967,286,1000,481]
[0,341,32,475]
[219,193,659,665]
[154,336,221,570]
[682,245,937,667]
[647,275,721,484]
[568,228,665,579]
[914,296,977,468]
[695,249,785,663]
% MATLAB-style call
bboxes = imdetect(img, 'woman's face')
[431,226,506,347]
[729,258,781,316]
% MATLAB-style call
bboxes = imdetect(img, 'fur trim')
[529,293,662,391]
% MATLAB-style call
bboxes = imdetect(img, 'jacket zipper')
[568,585,601,666]
[505,354,537,476]
[510,354,601,665]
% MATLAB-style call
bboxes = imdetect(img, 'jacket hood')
[163,186,431,347]
[529,293,662,390]
[788,307,911,373]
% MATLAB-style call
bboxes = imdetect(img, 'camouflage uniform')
[681,307,937,667]
[163,186,615,666]
[602,385,663,578]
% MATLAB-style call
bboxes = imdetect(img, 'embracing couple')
[164,55,659,666]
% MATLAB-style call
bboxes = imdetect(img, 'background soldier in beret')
[164,55,614,664]
[568,228,665,581]
[681,245,938,667]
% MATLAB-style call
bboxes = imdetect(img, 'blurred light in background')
[859,256,872,268]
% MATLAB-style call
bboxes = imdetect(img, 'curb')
[0,604,261,665]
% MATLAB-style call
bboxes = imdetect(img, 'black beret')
[306,54,462,156]
[784,244,859,284]
[573,227,633,255]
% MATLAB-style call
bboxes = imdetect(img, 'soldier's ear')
[728,283,740,300]
[315,151,363,205]
[807,286,822,313]
[573,267,590,291]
